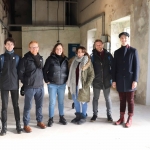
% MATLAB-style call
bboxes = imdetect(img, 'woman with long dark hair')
[67,46,94,124]
[43,43,69,127]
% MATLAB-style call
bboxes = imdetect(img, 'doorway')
[111,16,130,55]
[87,28,97,55]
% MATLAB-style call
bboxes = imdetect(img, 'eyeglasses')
[30,47,39,49]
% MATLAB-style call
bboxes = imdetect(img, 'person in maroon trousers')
[112,32,140,128]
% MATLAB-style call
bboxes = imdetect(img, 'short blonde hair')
[28,41,39,47]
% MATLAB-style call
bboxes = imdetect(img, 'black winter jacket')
[18,52,44,88]
[91,49,113,89]
[43,54,69,85]
[0,52,19,90]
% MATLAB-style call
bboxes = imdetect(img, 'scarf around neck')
[5,49,14,54]
[67,55,88,95]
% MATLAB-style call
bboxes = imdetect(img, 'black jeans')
[1,90,20,127]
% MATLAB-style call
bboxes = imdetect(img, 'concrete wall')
[78,0,150,105]
[80,17,102,49]
[22,26,80,61]
[0,0,8,54]
[10,31,22,57]
[32,0,64,25]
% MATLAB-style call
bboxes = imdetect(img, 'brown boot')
[115,112,125,125]
[24,125,32,133]
[125,113,133,128]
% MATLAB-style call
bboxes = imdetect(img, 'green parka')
[68,57,95,102]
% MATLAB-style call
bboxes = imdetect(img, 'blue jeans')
[23,87,44,126]
[72,86,87,118]
[47,83,66,118]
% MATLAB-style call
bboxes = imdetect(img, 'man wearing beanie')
[112,32,139,128]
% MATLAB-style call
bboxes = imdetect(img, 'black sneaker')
[48,118,54,127]
[59,116,67,125]
[90,114,97,122]
[107,115,113,122]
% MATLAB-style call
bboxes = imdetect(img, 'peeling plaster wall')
[22,27,80,61]
[80,17,102,49]
[78,0,150,105]
[0,0,8,54]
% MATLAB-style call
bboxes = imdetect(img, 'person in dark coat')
[0,37,22,136]
[43,43,69,127]
[112,32,140,128]
[90,39,113,122]
[18,41,46,133]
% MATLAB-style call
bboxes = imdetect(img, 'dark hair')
[4,37,15,46]
[76,46,90,58]
[50,43,65,57]
[119,32,129,38]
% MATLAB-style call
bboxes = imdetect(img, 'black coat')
[91,49,113,89]
[0,52,19,90]
[112,46,140,92]
[18,52,44,88]
[43,54,69,85]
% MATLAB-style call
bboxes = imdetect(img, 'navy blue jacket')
[0,52,20,90]
[112,46,139,92]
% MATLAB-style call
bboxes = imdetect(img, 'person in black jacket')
[112,32,139,128]
[43,43,69,127]
[90,39,113,122]
[18,41,46,133]
[0,37,22,136]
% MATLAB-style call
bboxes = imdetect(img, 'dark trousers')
[118,91,134,114]
[93,87,112,116]
[1,90,20,127]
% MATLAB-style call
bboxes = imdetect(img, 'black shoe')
[59,115,67,125]
[107,115,113,122]
[90,114,97,122]
[16,127,23,134]
[0,128,6,136]
[48,118,53,127]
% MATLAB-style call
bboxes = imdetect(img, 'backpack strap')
[0,54,4,73]
[90,53,94,64]
[14,54,20,67]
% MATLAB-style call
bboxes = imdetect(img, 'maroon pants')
[118,92,135,114]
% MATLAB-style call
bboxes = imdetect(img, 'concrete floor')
[0,86,150,150]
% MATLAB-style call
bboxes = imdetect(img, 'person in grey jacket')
[90,39,113,122]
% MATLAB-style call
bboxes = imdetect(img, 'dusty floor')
[0,86,150,150]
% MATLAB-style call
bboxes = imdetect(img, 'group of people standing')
[0,31,139,136]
